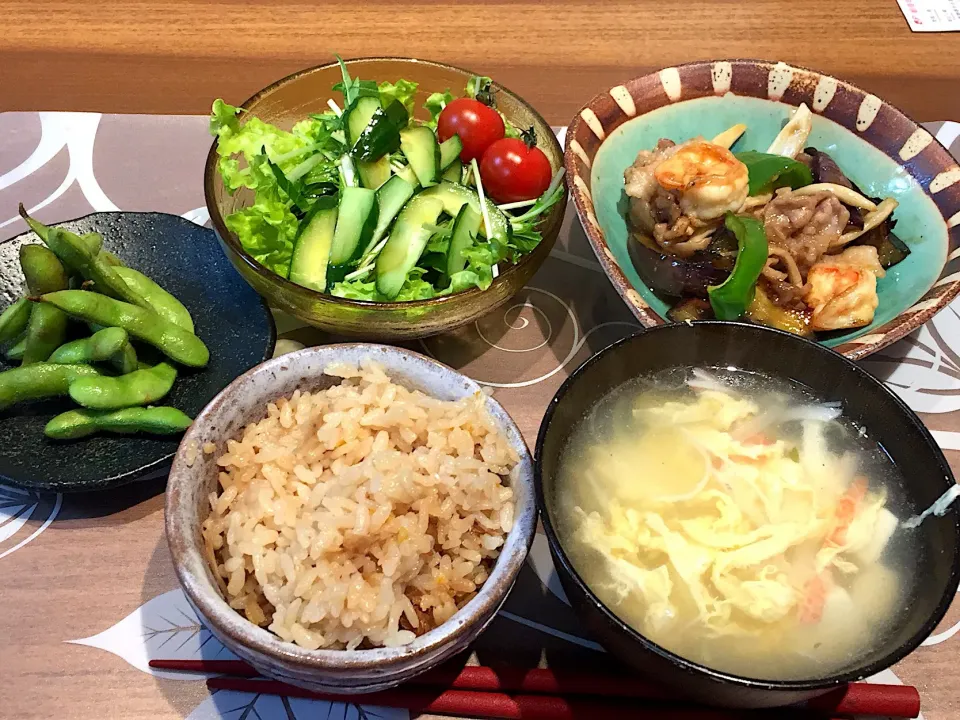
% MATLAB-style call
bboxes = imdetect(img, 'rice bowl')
[202,362,518,650]
[166,343,536,694]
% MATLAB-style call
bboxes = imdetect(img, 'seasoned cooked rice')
[202,361,518,650]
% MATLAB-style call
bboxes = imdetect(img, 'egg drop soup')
[553,367,915,680]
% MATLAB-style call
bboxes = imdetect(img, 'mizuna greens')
[210,58,564,302]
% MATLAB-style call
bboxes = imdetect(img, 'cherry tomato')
[479,138,553,203]
[437,98,505,162]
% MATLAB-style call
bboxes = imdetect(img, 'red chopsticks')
[149,659,921,719]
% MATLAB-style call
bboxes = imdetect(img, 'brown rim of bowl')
[165,342,536,671]
[203,56,566,311]
[563,58,960,362]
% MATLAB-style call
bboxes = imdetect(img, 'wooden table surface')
[2,0,960,124]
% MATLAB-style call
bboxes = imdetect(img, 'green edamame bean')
[19,205,150,309]
[69,361,176,409]
[99,250,124,267]
[20,244,70,365]
[0,299,31,344]
[48,327,129,364]
[20,244,69,295]
[37,291,208,367]
[5,337,26,361]
[21,303,69,365]
[111,341,139,375]
[81,232,104,256]
[114,266,194,332]
[0,363,101,410]
[45,406,193,440]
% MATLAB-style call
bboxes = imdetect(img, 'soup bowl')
[166,343,537,693]
[565,59,960,360]
[534,322,960,708]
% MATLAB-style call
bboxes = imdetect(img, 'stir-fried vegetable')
[707,214,769,320]
[735,151,813,196]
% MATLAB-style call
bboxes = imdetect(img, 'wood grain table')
[2,0,960,124]
[2,2,960,719]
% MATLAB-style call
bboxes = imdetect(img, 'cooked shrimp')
[804,246,885,331]
[653,139,749,221]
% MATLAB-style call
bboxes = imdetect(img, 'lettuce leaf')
[424,91,454,129]
[330,277,378,301]
[379,79,419,115]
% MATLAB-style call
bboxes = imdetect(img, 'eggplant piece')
[668,298,712,323]
[804,147,853,189]
[855,221,911,268]
[627,232,730,299]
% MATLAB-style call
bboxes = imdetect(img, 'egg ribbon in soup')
[557,369,904,680]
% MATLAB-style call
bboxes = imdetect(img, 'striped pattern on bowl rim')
[564,59,960,361]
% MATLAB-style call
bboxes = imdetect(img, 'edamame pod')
[0,299,31,344]
[5,337,26,361]
[0,363,101,410]
[114,266,194,332]
[20,244,69,295]
[99,250,124,267]
[110,341,139,375]
[81,232,104,256]
[36,291,209,368]
[48,327,129,364]
[69,362,177,409]
[20,245,70,365]
[44,406,193,440]
[21,303,69,365]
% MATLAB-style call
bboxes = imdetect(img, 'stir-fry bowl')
[534,322,960,708]
[204,58,566,341]
[565,59,960,360]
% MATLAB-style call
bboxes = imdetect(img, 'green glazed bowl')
[565,60,960,360]
[205,57,566,341]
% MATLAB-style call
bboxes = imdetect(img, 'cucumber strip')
[366,175,416,255]
[357,156,391,189]
[400,126,440,187]
[439,136,463,170]
[441,158,463,184]
[330,187,378,266]
[344,96,381,147]
[353,101,408,162]
[418,182,510,244]
[446,205,482,276]
[395,164,419,187]
[375,195,444,299]
[289,203,338,292]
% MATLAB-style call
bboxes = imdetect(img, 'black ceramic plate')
[0,212,276,492]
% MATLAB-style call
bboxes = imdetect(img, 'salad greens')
[210,58,563,302]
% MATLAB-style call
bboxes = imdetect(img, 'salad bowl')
[565,59,960,360]
[205,57,566,341]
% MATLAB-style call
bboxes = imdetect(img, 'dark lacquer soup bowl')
[534,322,960,708]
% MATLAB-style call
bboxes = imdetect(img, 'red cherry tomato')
[479,138,553,203]
[437,98,505,162]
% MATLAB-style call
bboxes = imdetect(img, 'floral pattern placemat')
[1,113,959,720]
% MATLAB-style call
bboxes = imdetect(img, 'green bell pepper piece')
[708,213,769,320]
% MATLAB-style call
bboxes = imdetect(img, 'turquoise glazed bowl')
[565,60,960,360]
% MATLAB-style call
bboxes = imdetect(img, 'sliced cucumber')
[439,136,463,170]
[289,204,339,292]
[446,205,482,276]
[395,164,419,187]
[367,175,417,254]
[375,195,444,299]
[330,187,378,266]
[418,182,510,244]
[441,158,463,184]
[357,156,391,189]
[400,126,440,188]
[344,96,382,147]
